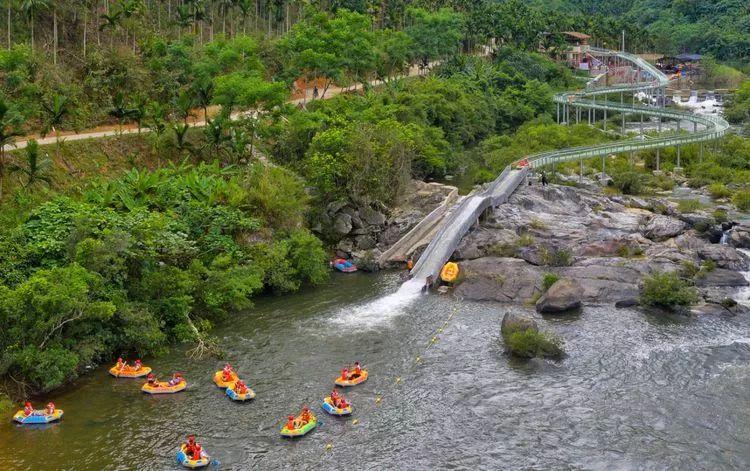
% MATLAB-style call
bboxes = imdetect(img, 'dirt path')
[4,64,430,152]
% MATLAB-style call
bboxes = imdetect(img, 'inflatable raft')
[142,380,186,394]
[213,370,238,388]
[322,396,352,416]
[176,444,210,469]
[440,262,459,283]
[109,365,152,378]
[333,258,357,273]
[13,409,64,424]
[226,386,255,402]
[280,415,317,437]
[335,370,368,387]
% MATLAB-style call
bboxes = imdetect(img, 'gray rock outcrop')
[535,279,583,313]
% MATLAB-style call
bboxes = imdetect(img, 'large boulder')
[354,234,377,250]
[640,215,687,241]
[536,278,583,313]
[359,206,387,226]
[333,213,353,235]
[454,257,543,303]
[729,226,750,249]
[695,268,749,287]
[697,245,750,271]
[500,312,538,337]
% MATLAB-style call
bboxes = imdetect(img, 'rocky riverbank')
[313,180,456,269]
[451,182,750,316]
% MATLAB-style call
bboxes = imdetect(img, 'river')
[3,271,750,470]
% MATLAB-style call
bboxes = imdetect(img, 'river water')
[3,271,750,470]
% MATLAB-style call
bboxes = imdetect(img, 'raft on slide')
[141,380,186,394]
[440,262,459,283]
[280,415,317,438]
[109,365,152,378]
[322,396,352,416]
[213,370,238,388]
[176,444,210,469]
[335,370,368,387]
[333,258,357,273]
[13,409,64,424]
[226,386,256,402]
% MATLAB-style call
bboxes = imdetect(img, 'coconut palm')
[9,139,52,187]
[40,94,71,170]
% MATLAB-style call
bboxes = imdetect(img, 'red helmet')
[288,415,294,420]
[354,362,360,366]
[24,401,31,407]
[117,357,123,362]
[303,406,309,411]
[47,402,54,407]
[147,373,154,379]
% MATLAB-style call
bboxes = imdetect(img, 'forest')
[0,0,748,398]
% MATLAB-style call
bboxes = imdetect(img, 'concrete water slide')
[404,48,729,287]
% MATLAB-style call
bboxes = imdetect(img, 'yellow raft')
[176,444,210,469]
[440,262,459,283]
[13,409,64,424]
[142,379,187,394]
[109,365,152,378]
[213,370,238,388]
[335,370,368,387]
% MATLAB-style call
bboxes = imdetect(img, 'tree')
[0,98,21,199]
[405,7,463,72]
[374,29,413,83]
[9,138,52,187]
[109,91,135,133]
[40,94,71,170]
[20,0,48,50]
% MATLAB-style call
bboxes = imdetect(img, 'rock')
[729,227,750,249]
[697,245,750,271]
[690,302,743,317]
[500,312,538,337]
[705,226,724,244]
[359,206,387,226]
[615,298,639,308]
[679,211,715,229]
[327,200,348,215]
[340,206,357,218]
[336,238,354,254]
[352,249,381,272]
[454,258,543,303]
[695,268,749,287]
[354,235,377,250]
[454,228,518,260]
[519,247,545,266]
[640,215,687,241]
[350,215,365,230]
[561,263,642,303]
[333,213,353,235]
[535,279,583,313]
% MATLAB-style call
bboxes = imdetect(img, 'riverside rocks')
[500,312,538,336]
[452,183,749,310]
[320,180,456,268]
[535,279,582,313]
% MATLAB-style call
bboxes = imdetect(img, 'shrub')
[612,171,645,195]
[517,233,535,247]
[640,271,700,312]
[708,183,732,199]
[733,190,750,210]
[504,328,564,359]
[540,247,572,266]
[489,243,518,257]
[542,272,559,291]
[529,218,547,230]
[677,199,703,213]
[714,209,729,223]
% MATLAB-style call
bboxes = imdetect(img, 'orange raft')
[109,365,152,378]
[142,379,187,394]
[213,370,239,388]
[335,370,368,387]
[440,262,459,283]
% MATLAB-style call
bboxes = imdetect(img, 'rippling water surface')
[3,271,750,470]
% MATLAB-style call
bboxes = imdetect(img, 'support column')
[640,112,644,135]
[603,94,607,130]
[700,142,704,162]
[556,103,560,124]
[580,157,584,183]
[656,148,660,171]
[621,92,625,132]
[677,146,681,168]
[601,155,606,183]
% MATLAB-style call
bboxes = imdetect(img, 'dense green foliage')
[0,163,328,393]
[640,271,699,312]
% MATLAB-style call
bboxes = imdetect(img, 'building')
[562,31,591,69]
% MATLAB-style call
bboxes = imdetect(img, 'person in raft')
[221,363,233,382]
[146,373,159,388]
[299,406,312,425]
[350,362,363,379]
[45,402,55,415]
[184,434,205,461]
[330,389,349,409]
[23,401,33,417]
[133,359,143,371]
[116,357,127,370]
[233,380,249,394]
[168,373,183,386]
[285,415,297,431]
[340,367,349,382]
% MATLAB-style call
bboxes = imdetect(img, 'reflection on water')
[3,271,750,470]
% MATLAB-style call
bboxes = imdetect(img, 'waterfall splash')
[329,278,424,328]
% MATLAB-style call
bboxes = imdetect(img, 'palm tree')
[20,0,49,50]
[9,139,52,187]
[130,94,147,134]
[192,78,214,122]
[173,91,194,125]
[40,93,71,170]
[172,122,193,156]
[99,8,123,47]
[236,0,253,34]
[0,98,20,199]
[109,91,135,133]
[202,115,229,160]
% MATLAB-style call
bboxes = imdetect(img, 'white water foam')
[735,249,750,306]
[328,279,424,328]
